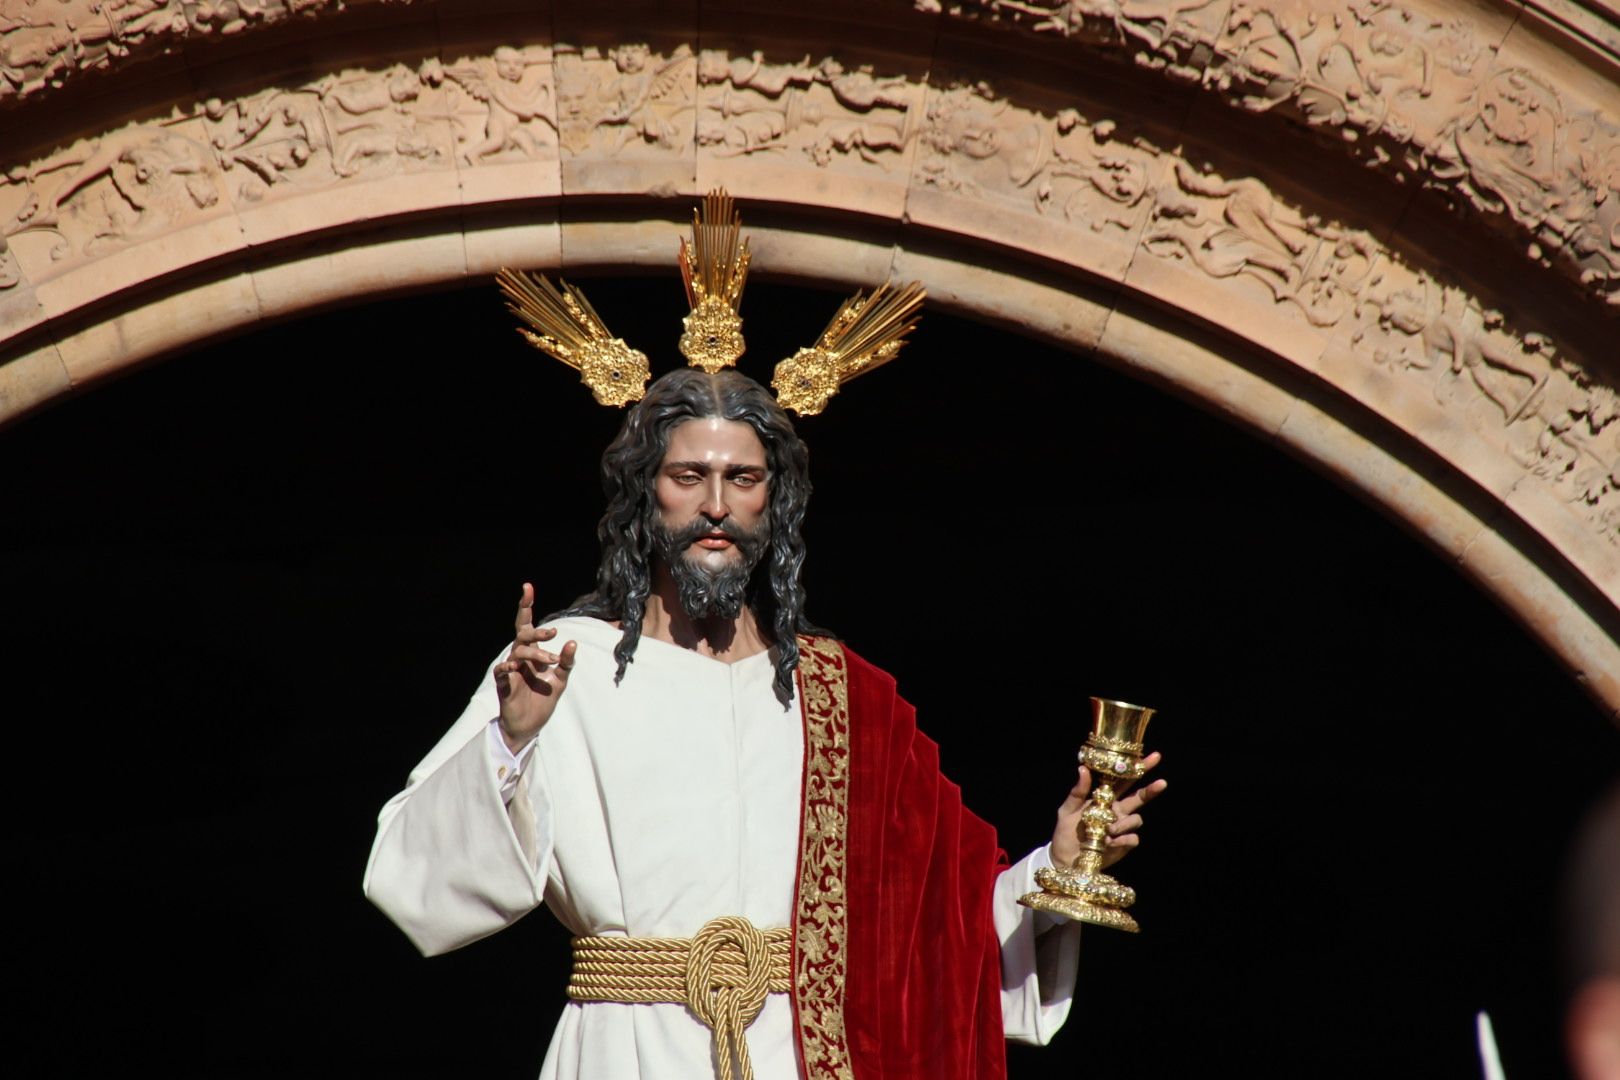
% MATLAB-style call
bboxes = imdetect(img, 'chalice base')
[1019,890,1141,933]
[1019,864,1141,933]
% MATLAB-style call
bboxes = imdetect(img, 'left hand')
[1050,752,1167,869]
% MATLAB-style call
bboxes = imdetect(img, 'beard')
[651,514,771,621]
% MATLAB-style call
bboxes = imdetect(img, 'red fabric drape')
[839,643,1008,1080]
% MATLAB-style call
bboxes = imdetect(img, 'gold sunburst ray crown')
[678,189,752,373]
[496,267,651,408]
[771,279,926,416]
[497,188,924,415]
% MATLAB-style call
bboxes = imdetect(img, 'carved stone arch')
[0,0,1616,719]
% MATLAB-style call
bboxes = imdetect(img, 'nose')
[700,472,729,522]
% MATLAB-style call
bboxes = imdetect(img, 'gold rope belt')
[568,915,792,1080]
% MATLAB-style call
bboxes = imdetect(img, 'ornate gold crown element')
[496,190,924,416]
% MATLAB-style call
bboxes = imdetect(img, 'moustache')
[663,515,766,550]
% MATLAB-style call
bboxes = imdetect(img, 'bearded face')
[650,417,773,622]
[651,512,770,619]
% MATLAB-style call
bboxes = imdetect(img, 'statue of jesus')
[364,364,1165,1080]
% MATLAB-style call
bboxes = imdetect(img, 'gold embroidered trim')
[792,636,854,1080]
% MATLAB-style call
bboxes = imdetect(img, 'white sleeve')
[994,843,1083,1045]
[361,649,556,957]
[487,720,538,804]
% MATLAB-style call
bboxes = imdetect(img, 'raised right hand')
[493,582,577,753]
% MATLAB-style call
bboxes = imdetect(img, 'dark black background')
[2,277,1614,1078]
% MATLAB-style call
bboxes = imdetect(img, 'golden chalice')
[1019,697,1155,933]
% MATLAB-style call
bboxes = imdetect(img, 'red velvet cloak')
[791,637,1008,1080]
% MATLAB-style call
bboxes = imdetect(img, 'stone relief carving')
[0,230,19,289]
[3,0,1614,309]
[0,34,1612,544]
[912,74,1616,541]
[1353,262,1619,537]
[922,0,1620,309]
[0,0,407,104]
[1144,158,1379,328]
[443,45,557,164]
[553,42,695,158]
[1,118,223,270]
[918,83,1161,237]
[202,48,560,202]
[696,49,918,169]
[2,46,559,267]
[202,60,456,200]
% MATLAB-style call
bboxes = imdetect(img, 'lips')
[695,533,734,550]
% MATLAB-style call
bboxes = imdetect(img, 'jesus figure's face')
[651,418,771,619]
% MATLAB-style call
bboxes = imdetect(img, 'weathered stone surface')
[0,339,69,425]
[0,1,1615,722]
[53,271,259,384]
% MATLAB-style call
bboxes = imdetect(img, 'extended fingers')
[1058,765,1092,813]
[516,625,559,645]
[1108,812,1143,836]
[1116,777,1168,816]
[513,582,535,633]
[507,644,560,666]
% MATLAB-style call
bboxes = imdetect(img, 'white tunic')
[364,617,1080,1078]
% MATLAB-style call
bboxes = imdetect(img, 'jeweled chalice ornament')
[1020,697,1155,933]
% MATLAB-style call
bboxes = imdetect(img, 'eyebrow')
[663,461,767,475]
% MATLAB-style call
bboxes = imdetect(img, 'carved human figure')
[447,46,556,165]
[30,127,218,238]
[694,50,822,158]
[311,64,443,176]
[187,0,259,36]
[1219,0,1322,106]
[107,0,188,41]
[807,114,912,167]
[697,49,816,97]
[1150,161,1306,283]
[0,17,73,92]
[1360,275,1550,422]
[696,108,787,156]
[916,82,1005,192]
[989,0,1093,38]
[814,57,910,112]
[1030,112,1154,229]
[207,90,318,189]
[1523,357,1620,503]
[596,43,692,153]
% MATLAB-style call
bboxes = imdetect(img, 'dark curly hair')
[549,368,818,706]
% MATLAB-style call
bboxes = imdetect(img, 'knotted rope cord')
[569,915,792,1080]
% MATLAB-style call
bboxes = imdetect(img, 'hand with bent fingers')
[1050,751,1167,870]
[493,582,578,754]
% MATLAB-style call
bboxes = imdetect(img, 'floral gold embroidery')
[792,636,853,1079]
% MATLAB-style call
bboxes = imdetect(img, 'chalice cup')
[1019,697,1155,933]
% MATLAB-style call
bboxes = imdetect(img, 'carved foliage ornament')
[920,0,1620,309]
[0,38,1612,547]
[4,0,1617,304]
[909,77,1617,545]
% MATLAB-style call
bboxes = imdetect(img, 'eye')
[672,472,702,485]
[730,473,761,488]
